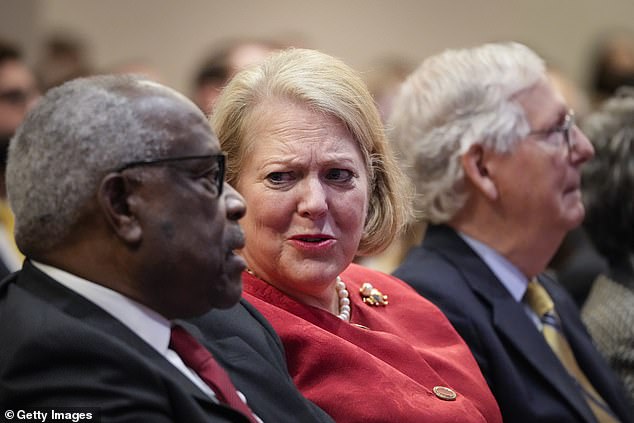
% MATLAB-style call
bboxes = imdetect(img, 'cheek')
[336,190,369,236]
[0,107,23,132]
[536,157,568,195]
[241,192,290,240]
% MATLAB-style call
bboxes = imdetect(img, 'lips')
[225,230,247,271]
[563,173,581,194]
[291,234,334,242]
[564,180,581,194]
[227,228,246,251]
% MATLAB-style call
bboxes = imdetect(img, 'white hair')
[7,75,174,254]
[389,42,545,223]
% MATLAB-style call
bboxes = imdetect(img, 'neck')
[451,213,565,278]
[246,269,342,316]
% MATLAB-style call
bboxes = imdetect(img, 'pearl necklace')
[335,276,351,321]
[247,269,351,321]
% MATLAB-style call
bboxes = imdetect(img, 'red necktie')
[170,325,258,422]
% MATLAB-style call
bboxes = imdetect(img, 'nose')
[297,177,328,219]
[569,126,594,165]
[223,183,246,221]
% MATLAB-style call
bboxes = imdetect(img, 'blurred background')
[1,0,634,281]
[2,0,633,98]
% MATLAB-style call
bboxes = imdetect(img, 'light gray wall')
[0,0,41,63]
[2,0,633,95]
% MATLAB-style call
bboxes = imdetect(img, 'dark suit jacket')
[0,256,12,281]
[393,224,633,423]
[189,301,335,423]
[0,261,333,423]
[582,275,634,406]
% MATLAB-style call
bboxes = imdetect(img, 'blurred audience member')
[581,87,634,405]
[365,57,415,123]
[108,58,164,83]
[0,40,39,277]
[36,32,93,90]
[359,57,423,274]
[547,226,608,308]
[548,65,592,119]
[589,30,634,106]
[191,38,284,115]
[391,42,632,423]
[546,64,608,307]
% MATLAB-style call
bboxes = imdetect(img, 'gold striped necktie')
[524,279,619,423]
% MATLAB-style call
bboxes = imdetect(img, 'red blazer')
[243,263,502,423]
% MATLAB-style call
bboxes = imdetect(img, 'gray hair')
[212,48,413,255]
[7,74,175,254]
[581,87,634,260]
[389,42,545,223]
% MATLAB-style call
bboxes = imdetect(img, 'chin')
[563,205,586,230]
[210,278,244,309]
[214,293,242,309]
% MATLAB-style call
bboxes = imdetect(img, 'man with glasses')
[0,74,334,422]
[390,42,632,422]
[0,40,39,278]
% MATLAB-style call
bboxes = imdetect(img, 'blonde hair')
[212,48,413,255]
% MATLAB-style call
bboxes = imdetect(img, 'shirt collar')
[31,260,172,356]
[457,232,529,302]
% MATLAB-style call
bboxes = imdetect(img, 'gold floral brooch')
[359,282,388,306]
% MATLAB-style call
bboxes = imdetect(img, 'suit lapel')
[490,296,594,421]
[545,277,633,421]
[424,226,596,422]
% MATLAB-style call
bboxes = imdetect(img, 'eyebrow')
[533,108,568,132]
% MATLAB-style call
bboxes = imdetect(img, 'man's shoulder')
[190,298,279,346]
[0,269,68,339]
[393,229,502,328]
[394,240,472,293]
[188,299,289,375]
[0,268,156,364]
[189,301,337,423]
[0,270,242,422]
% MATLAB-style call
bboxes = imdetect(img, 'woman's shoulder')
[342,262,414,291]
[343,262,392,280]
[341,262,442,311]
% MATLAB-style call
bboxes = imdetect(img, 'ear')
[461,143,498,201]
[98,173,142,244]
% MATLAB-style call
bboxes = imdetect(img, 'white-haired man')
[392,42,632,423]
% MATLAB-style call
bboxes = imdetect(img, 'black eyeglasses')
[528,110,576,153]
[116,154,226,197]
